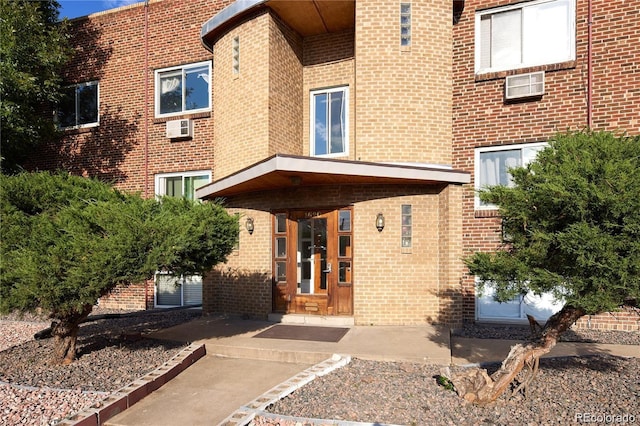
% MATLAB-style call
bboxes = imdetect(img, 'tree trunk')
[449,305,585,405]
[49,304,94,365]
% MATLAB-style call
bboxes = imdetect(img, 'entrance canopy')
[196,154,470,200]
[201,0,355,49]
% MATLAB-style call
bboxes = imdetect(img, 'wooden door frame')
[287,209,334,315]
[271,207,353,316]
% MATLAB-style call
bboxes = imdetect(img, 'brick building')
[452,0,639,330]
[29,0,639,330]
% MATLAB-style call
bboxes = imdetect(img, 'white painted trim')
[155,170,212,199]
[59,81,100,130]
[201,0,267,42]
[474,142,547,211]
[154,61,212,119]
[309,86,349,158]
[474,0,576,74]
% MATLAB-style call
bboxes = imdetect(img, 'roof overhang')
[196,154,470,200]
[201,0,355,49]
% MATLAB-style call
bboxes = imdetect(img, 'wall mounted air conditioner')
[505,71,545,100]
[166,119,192,139]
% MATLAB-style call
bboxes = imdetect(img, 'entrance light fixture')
[245,217,255,235]
[376,212,385,232]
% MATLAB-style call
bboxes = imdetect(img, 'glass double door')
[272,209,353,316]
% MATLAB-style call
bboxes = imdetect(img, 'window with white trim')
[154,172,210,308]
[58,81,99,129]
[155,61,211,117]
[310,86,349,157]
[475,142,547,209]
[475,0,575,74]
[155,170,211,201]
[475,279,563,321]
[155,272,202,307]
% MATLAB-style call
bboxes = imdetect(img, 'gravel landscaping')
[453,322,640,346]
[258,324,640,426]
[1,308,638,426]
[260,356,639,426]
[0,307,200,426]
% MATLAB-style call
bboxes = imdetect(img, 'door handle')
[323,263,332,273]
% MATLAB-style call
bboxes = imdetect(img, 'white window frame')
[310,86,349,158]
[154,272,203,307]
[474,0,575,74]
[475,278,564,322]
[154,170,212,201]
[58,81,100,129]
[474,142,547,210]
[154,61,212,118]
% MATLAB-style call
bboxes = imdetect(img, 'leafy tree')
[0,0,72,174]
[0,172,239,364]
[450,130,640,404]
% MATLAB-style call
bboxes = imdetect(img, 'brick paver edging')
[57,342,207,426]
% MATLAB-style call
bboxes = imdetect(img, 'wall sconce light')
[245,217,254,235]
[376,213,385,232]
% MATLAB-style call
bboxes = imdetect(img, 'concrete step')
[268,313,355,327]
[205,343,332,364]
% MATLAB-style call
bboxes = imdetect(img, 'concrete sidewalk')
[105,316,639,426]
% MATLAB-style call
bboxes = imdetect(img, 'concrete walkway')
[104,316,639,426]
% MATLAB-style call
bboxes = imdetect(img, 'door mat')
[253,325,350,343]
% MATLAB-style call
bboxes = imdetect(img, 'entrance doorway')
[298,215,328,295]
[272,208,353,316]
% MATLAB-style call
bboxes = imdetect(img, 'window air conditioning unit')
[505,71,545,100]
[166,119,192,139]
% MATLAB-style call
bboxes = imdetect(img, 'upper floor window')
[155,61,211,118]
[475,0,575,74]
[310,86,348,157]
[475,142,547,209]
[58,81,99,129]
[400,3,411,47]
[155,170,211,201]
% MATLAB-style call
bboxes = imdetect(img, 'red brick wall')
[574,307,640,332]
[28,0,637,327]
[99,282,152,310]
[453,0,640,328]
[27,0,230,310]
[30,0,231,194]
